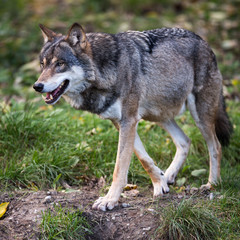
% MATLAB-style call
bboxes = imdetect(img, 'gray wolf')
[33,23,232,211]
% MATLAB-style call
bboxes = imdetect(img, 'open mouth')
[42,80,69,104]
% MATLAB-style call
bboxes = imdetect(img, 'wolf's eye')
[56,61,65,67]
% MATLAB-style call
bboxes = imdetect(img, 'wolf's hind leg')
[159,120,191,185]
[134,133,169,197]
[187,93,221,188]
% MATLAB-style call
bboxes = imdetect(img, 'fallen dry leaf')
[124,184,138,191]
[0,202,10,219]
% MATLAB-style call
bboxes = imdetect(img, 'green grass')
[1,99,239,239]
[0,99,239,192]
[154,199,221,240]
[0,100,119,190]
[40,204,92,240]
[215,192,240,240]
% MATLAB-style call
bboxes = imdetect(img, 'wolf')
[33,23,232,211]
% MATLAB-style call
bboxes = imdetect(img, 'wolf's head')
[33,23,94,105]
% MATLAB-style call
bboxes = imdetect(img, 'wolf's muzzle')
[33,83,44,92]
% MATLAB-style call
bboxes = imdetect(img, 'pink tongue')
[46,85,61,100]
[53,87,60,95]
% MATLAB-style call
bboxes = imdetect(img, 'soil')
[0,184,207,240]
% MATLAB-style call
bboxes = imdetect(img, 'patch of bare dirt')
[0,186,208,240]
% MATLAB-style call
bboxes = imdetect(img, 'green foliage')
[218,194,240,239]
[0,100,240,192]
[154,199,221,240]
[0,100,119,190]
[40,204,92,240]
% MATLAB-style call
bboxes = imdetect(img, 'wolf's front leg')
[92,118,137,211]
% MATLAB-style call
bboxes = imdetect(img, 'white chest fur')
[99,99,122,121]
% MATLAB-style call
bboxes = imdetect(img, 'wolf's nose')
[33,83,44,92]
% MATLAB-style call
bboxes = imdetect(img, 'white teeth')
[50,94,53,100]
[60,81,65,88]
[42,95,46,101]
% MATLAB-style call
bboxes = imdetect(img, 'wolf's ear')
[39,24,57,43]
[65,23,87,49]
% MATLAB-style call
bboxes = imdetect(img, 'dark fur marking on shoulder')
[80,87,120,114]
[144,28,203,45]
[111,34,120,68]
[192,40,200,86]
[128,38,147,75]
[88,33,119,73]
[143,31,159,54]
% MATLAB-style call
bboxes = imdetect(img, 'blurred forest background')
[0,0,240,101]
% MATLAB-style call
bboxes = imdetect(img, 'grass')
[40,204,92,240]
[154,199,221,240]
[0,100,118,190]
[216,192,240,240]
[153,190,240,240]
[0,99,239,191]
[0,99,239,239]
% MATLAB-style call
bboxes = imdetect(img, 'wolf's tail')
[215,92,233,146]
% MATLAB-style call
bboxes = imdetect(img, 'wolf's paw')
[164,172,176,185]
[200,182,212,191]
[153,179,169,198]
[92,196,119,211]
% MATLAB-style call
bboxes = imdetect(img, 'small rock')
[143,227,151,231]
[209,193,214,200]
[190,187,198,194]
[177,194,183,199]
[47,191,51,195]
[112,216,116,220]
[122,189,139,198]
[122,203,130,208]
[48,191,57,196]
[43,196,52,203]
[147,208,155,213]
